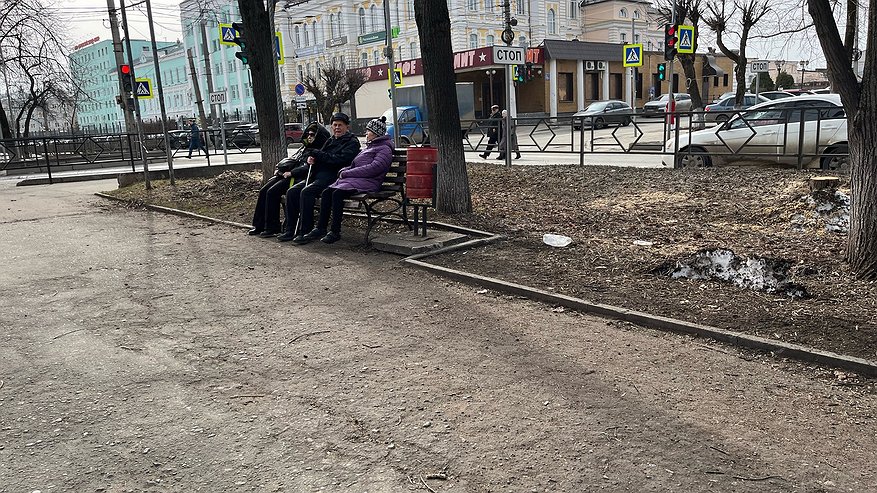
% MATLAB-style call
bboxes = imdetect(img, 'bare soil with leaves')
[106,164,877,362]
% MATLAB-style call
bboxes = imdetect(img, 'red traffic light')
[666,25,676,36]
[120,64,131,75]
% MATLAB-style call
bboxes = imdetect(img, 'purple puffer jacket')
[330,134,394,192]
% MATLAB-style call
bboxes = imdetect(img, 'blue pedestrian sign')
[219,23,237,46]
[677,25,695,54]
[623,44,643,67]
[134,78,153,99]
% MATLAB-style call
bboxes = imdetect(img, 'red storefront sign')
[74,36,100,51]
[353,46,543,82]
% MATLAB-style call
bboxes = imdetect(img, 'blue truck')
[381,82,476,146]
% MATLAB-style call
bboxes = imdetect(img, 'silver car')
[572,100,633,130]
[704,93,770,123]
[665,94,848,170]
[641,93,692,117]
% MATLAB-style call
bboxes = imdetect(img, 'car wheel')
[622,117,631,126]
[821,144,849,171]
[676,147,713,168]
[716,114,729,123]
[398,135,413,147]
[594,117,605,130]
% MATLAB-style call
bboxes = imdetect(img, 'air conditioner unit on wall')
[585,61,595,71]
[597,61,607,70]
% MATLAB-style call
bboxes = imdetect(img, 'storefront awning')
[542,39,621,62]
[702,54,725,77]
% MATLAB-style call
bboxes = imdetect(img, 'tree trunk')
[679,54,702,108]
[414,0,471,214]
[237,0,286,183]
[0,98,11,139]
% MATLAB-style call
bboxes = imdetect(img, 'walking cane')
[292,163,313,237]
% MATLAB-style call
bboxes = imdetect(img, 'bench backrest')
[379,149,407,197]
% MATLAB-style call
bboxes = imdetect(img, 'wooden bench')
[281,149,429,243]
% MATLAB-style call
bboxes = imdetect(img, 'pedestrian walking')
[186,119,207,158]
[480,105,502,159]
[496,110,521,160]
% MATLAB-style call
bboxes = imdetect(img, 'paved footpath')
[1,180,875,492]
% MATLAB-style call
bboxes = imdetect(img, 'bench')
[281,148,434,243]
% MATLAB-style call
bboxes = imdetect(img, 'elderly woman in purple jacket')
[295,116,394,244]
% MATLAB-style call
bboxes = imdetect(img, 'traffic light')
[525,61,533,81]
[657,63,667,81]
[232,22,248,65]
[513,65,524,83]
[119,64,133,93]
[664,24,678,61]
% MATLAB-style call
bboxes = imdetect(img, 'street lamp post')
[799,60,809,89]
[485,69,496,108]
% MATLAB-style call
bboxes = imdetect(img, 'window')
[374,49,380,65]
[329,14,335,38]
[469,33,478,48]
[517,0,525,15]
[635,34,640,43]
[359,8,367,34]
[294,26,300,47]
[487,34,495,46]
[633,10,641,19]
[315,61,321,76]
[361,52,368,67]
[408,0,414,19]
[468,0,477,10]
[336,12,343,36]
[312,20,319,45]
[548,8,557,34]
[723,74,729,86]
[298,64,304,80]
[228,60,235,72]
[304,24,310,45]
[558,73,574,101]
[569,1,577,19]
[518,35,528,47]
[620,33,626,43]
[485,0,494,12]
[410,41,418,58]
[306,62,312,76]
[619,8,628,18]
[370,5,378,31]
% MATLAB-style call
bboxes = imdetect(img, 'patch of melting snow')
[662,248,809,298]
[801,190,850,234]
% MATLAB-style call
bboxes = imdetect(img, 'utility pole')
[106,0,135,132]
[268,0,285,141]
[199,21,217,123]
[502,0,514,168]
[384,0,399,144]
[119,0,151,190]
[145,0,175,185]
[186,48,209,129]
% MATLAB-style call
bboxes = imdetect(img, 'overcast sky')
[58,0,183,45]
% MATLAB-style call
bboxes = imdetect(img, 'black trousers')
[251,175,291,232]
[284,176,333,235]
[316,187,358,234]
[482,134,498,156]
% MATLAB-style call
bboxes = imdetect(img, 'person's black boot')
[276,231,297,242]
[321,231,341,244]
[293,228,326,245]
[247,228,262,236]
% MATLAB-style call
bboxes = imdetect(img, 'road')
[1,180,875,491]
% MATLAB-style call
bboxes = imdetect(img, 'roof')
[541,39,623,61]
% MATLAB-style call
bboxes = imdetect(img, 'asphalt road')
[1,180,875,491]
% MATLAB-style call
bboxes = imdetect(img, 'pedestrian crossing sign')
[275,32,284,65]
[389,68,403,86]
[623,44,643,67]
[678,25,695,54]
[134,78,153,99]
[219,24,237,46]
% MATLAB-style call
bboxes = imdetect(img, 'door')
[716,102,787,162]
[782,101,845,164]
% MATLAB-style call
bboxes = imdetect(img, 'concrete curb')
[402,259,877,377]
[94,192,877,377]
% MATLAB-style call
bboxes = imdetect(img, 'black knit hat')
[365,116,388,136]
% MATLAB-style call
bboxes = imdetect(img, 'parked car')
[572,100,633,129]
[284,122,304,144]
[712,91,736,103]
[759,90,795,100]
[641,93,692,117]
[229,123,260,147]
[782,89,815,97]
[665,94,848,170]
[703,93,770,123]
[167,130,189,149]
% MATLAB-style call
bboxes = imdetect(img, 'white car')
[664,94,848,170]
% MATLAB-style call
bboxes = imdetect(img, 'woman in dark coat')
[295,116,394,244]
[247,122,330,236]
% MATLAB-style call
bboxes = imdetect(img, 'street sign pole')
[145,0,175,185]
[119,0,151,189]
[383,0,399,145]
[210,91,229,166]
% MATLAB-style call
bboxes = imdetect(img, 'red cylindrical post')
[405,146,437,200]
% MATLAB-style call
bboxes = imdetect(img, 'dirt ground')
[106,163,877,362]
[3,179,877,492]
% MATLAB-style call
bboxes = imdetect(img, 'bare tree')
[655,0,706,108]
[808,0,877,278]
[237,0,285,182]
[704,0,771,105]
[413,0,471,214]
[302,63,366,124]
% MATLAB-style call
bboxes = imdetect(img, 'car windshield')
[381,108,407,121]
[584,102,609,112]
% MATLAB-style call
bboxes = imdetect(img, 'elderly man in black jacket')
[277,112,361,242]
